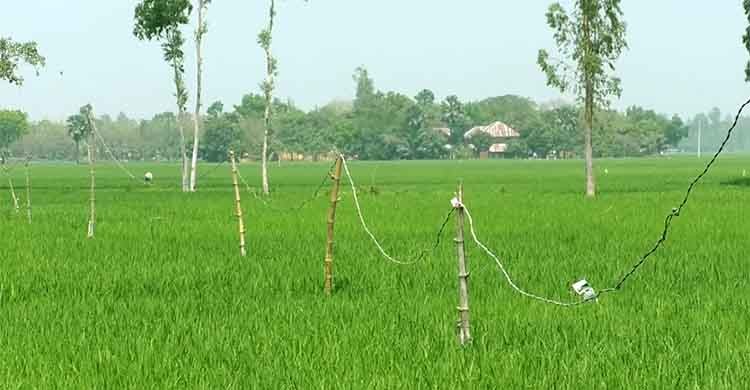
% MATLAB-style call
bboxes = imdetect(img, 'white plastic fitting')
[572,279,597,302]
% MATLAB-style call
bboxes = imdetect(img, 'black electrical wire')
[596,96,750,298]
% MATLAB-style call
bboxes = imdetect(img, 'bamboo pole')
[24,155,31,224]
[86,133,96,239]
[455,182,472,346]
[323,156,344,296]
[229,150,247,257]
[1,155,20,213]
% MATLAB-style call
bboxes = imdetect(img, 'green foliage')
[441,95,470,145]
[133,0,192,113]
[466,96,540,133]
[743,0,750,81]
[234,94,276,119]
[539,0,627,195]
[8,67,690,163]
[0,110,29,151]
[469,132,494,154]
[527,105,581,157]
[415,89,435,107]
[133,0,192,40]
[207,101,224,118]
[258,0,278,115]
[200,102,242,163]
[537,0,627,107]
[12,120,68,160]
[0,37,46,86]
[65,105,96,164]
[138,112,181,160]
[65,114,89,145]
[353,67,376,112]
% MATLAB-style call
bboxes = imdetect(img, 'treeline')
[5,68,748,162]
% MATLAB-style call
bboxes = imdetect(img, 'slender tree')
[189,0,211,192]
[259,0,278,195]
[134,0,194,192]
[538,0,627,197]
[0,37,45,85]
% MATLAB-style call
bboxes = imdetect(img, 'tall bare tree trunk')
[584,89,595,197]
[261,131,269,194]
[87,134,96,239]
[582,5,596,198]
[171,59,189,192]
[260,0,276,196]
[178,112,189,192]
[74,141,80,165]
[190,0,206,192]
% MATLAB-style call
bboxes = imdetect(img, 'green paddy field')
[1,156,749,388]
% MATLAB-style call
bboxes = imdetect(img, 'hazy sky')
[1,1,749,121]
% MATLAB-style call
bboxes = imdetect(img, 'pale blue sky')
[1,1,748,121]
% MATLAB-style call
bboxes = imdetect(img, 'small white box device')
[572,279,597,302]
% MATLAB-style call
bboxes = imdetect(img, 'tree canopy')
[0,37,46,86]
[0,110,29,151]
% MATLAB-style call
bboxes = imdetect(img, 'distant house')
[464,121,520,158]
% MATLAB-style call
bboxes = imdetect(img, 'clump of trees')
[7,64,700,163]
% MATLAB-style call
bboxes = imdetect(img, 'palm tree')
[66,113,90,164]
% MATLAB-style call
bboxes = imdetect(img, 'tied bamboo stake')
[24,155,32,224]
[323,156,344,296]
[454,182,472,346]
[1,155,20,214]
[229,150,247,257]
[86,122,96,239]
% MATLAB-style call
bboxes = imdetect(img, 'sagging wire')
[341,154,454,266]
[91,126,140,183]
[234,158,336,213]
[195,160,227,182]
[462,97,750,306]
[95,123,229,189]
[459,200,586,306]
[596,96,750,297]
